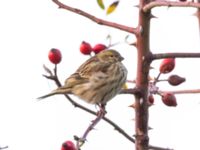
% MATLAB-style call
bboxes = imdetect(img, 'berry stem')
[54,64,57,76]
[154,72,162,85]
[156,79,168,82]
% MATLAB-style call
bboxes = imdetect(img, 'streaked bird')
[38,49,127,105]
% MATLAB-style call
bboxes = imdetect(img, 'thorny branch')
[76,107,106,149]
[52,0,138,34]
[143,0,200,13]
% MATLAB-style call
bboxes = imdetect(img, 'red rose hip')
[148,95,154,105]
[92,43,107,54]
[159,58,175,74]
[48,48,62,64]
[80,41,92,55]
[161,92,177,107]
[168,75,185,86]
[61,140,77,150]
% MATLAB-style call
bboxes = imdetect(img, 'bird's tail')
[37,87,71,100]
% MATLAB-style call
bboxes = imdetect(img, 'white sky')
[0,0,200,150]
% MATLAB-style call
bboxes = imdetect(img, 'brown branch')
[143,0,200,13]
[150,52,200,60]
[134,0,151,148]
[159,89,200,94]
[195,0,200,35]
[52,0,138,34]
[76,107,106,149]
[120,88,142,95]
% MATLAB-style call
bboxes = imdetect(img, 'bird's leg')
[75,103,106,150]
[96,103,107,116]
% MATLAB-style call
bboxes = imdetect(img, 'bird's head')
[97,49,124,63]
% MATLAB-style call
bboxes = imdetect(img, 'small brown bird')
[38,49,127,105]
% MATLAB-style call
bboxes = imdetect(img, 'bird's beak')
[119,56,124,61]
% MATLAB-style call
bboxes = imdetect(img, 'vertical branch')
[196,0,200,34]
[135,0,151,149]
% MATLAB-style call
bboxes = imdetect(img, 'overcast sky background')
[0,0,200,150]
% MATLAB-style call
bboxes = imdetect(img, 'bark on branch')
[52,0,138,34]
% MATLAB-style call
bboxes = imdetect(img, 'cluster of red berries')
[159,58,177,107]
[154,58,184,107]
[80,41,107,55]
[47,41,107,65]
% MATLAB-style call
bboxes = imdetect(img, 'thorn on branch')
[150,14,158,19]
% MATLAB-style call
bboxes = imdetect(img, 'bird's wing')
[64,72,89,88]
[76,56,111,78]
[64,56,111,87]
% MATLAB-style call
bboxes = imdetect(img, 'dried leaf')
[106,1,119,15]
[97,0,105,9]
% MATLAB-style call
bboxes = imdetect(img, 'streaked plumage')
[38,49,127,105]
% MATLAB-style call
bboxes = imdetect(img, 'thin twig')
[154,72,162,85]
[143,0,200,13]
[148,145,173,150]
[150,52,200,60]
[194,0,200,35]
[52,0,138,34]
[126,79,136,83]
[76,107,106,149]
[159,89,200,94]
[0,146,8,150]
[120,88,141,95]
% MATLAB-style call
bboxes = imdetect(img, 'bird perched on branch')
[38,49,127,106]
